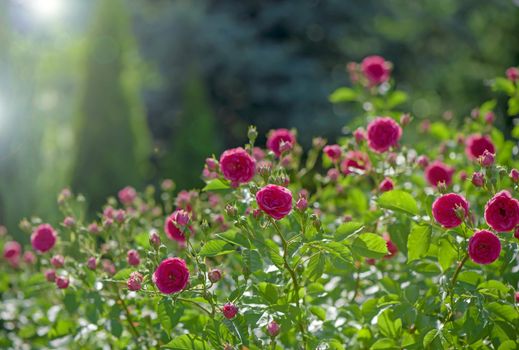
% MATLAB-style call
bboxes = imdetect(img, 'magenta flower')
[256,184,293,220]
[164,209,192,243]
[118,186,137,206]
[468,230,501,265]
[153,257,190,294]
[360,55,391,86]
[56,276,70,289]
[219,147,256,186]
[127,249,140,266]
[127,272,143,291]
[266,129,296,157]
[222,303,238,319]
[379,178,394,192]
[465,135,495,161]
[340,151,371,175]
[31,224,57,253]
[425,161,454,187]
[484,190,519,232]
[50,255,65,268]
[432,193,469,229]
[323,144,342,162]
[366,117,402,153]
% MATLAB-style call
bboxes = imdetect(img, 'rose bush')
[1,58,519,349]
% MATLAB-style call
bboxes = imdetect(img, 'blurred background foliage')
[0,0,518,240]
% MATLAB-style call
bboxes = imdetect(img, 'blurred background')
[0,0,518,239]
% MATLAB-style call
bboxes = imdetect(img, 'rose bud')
[471,172,485,187]
[45,269,56,282]
[400,113,411,126]
[515,291,519,303]
[161,179,175,191]
[222,303,238,319]
[379,177,394,192]
[118,186,137,206]
[323,144,342,163]
[23,251,36,265]
[509,169,519,183]
[208,269,222,283]
[459,171,467,182]
[479,150,495,167]
[416,155,429,168]
[127,249,140,266]
[88,223,100,234]
[296,196,308,212]
[205,158,219,171]
[63,216,75,227]
[114,209,125,223]
[87,257,97,270]
[267,320,280,337]
[127,272,143,291]
[51,255,65,268]
[327,168,340,182]
[225,204,238,218]
[514,227,519,240]
[149,230,161,248]
[353,128,366,144]
[506,67,519,82]
[56,276,70,289]
[485,112,495,125]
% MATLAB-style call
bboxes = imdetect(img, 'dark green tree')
[72,0,151,209]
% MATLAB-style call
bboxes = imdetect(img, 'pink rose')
[323,144,342,162]
[340,151,371,175]
[127,272,143,291]
[360,55,391,86]
[425,161,454,187]
[416,155,429,168]
[327,168,340,182]
[31,224,57,253]
[63,216,75,227]
[118,186,137,206]
[87,257,97,270]
[506,67,519,82]
[56,276,70,289]
[164,209,192,243]
[471,172,485,187]
[465,135,495,160]
[353,128,366,144]
[149,230,161,248]
[50,255,65,268]
[366,117,402,153]
[219,147,256,186]
[379,178,394,192]
[267,321,280,337]
[383,233,398,259]
[208,269,222,283]
[127,249,140,266]
[23,251,36,265]
[44,269,56,282]
[432,193,469,228]
[266,129,296,157]
[484,190,519,232]
[468,230,501,265]
[222,303,238,319]
[3,241,21,261]
[509,169,519,183]
[153,257,189,294]
[256,184,293,220]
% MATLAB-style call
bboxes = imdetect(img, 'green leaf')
[134,231,151,249]
[329,87,358,103]
[423,329,439,348]
[222,315,249,345]
[497,340,518,350]
[378,190,419,216]
[202,179,230,191]
[386,90,407,108]
[157,298,182,335]
[370,338,398,350]
[492,77,515,96]
[335,221,364,240]
[162,334,210,349]
[486,302,519,323]
[306,253,326,280]
[199,240,235,257]
[437,237,458,272]
[63,290,79,314]
[508,97,519,116]
[429,122,451,140]
[351,233,388,258]
[113,268,133,280]
[407,224,431,262]
[242,249,263,273]
[310,305,326,321]
[378,309,402,338]
[265,239,284,269]
[257,282,279,304]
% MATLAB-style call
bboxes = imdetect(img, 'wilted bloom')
[219,147,256,186]
[118,186,137,206]
[360,55,391,86]
[50,255,65,268]
[510,169,519,183]
[127,272,143,291]
[87,257,97,270]
[153,257,190,294]
[471,172,485,187]
[267,129,296,157]
[31,224,57,253]
[379,178,394,192]
[127,250,140,266]
[465,135,495,161]
[479,150,494,167]
[484,190,519,232]
[267,321,280,337]
[23,251,36,265]
[468,230,501,265]
[425,161,454,188]
[340,151,371,175]
[506,67,519,82]
[323,144,342,162]
[432,193,469,228]
[208,269,222,283]
[222,303,238,319]
[366,117,402,153]
[256,184,293,220]
[56,276,70,289]
[45,269,56,282]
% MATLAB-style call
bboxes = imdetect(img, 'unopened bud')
[472,172,485,187]
[267,320,280,337]
[208,269,222,283]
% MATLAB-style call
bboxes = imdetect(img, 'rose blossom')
[432,193,469,228]
[484,190,519,232]
[118,186,137,205]
[267,321,280,337]
[3,241,21,262]
[50,255,65,268]
[44,269,56,282]
[425,161,454,187]
[222,303,238,319]
[465,135,495,160]
[219,147,256,186]
[506,67,519,82]
[360,55,391,86]
[323,144,342,162]
[379,178,394,192]
[31,224,57,253]
[164,209,192,243]
[127,249,140,266]
[327,168,340,182]
[256,184,293,220]
[127,272,143,291]
[87,257,97,270]
[63,216,75,227]
[416,155,429,168]
[353,128,366,143]
[509,169,519,183]
[153,257,190,294]
[340,151,371,175]
[366,117,402,153]
[23,251,36,265]
[56,276,70,289]
[468,230,501,265]
[266,129,296,157]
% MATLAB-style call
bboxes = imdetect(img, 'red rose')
[266,129,296,157]
[366,117,402,153]
[468,230,501,265]
[153,257,190,294]
[340,151,371,175]
[323,144,342,162]
[484,190,519,232]
[219,147,256,186]
[360,55,391,86]
[425,161,454,187]
[432,193,469,228]
[222,303,238,319]
[31,224,57,253]
[256,184,293,220]
[465,135,495,160]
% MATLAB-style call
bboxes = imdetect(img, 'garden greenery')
[2,58,519,350]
